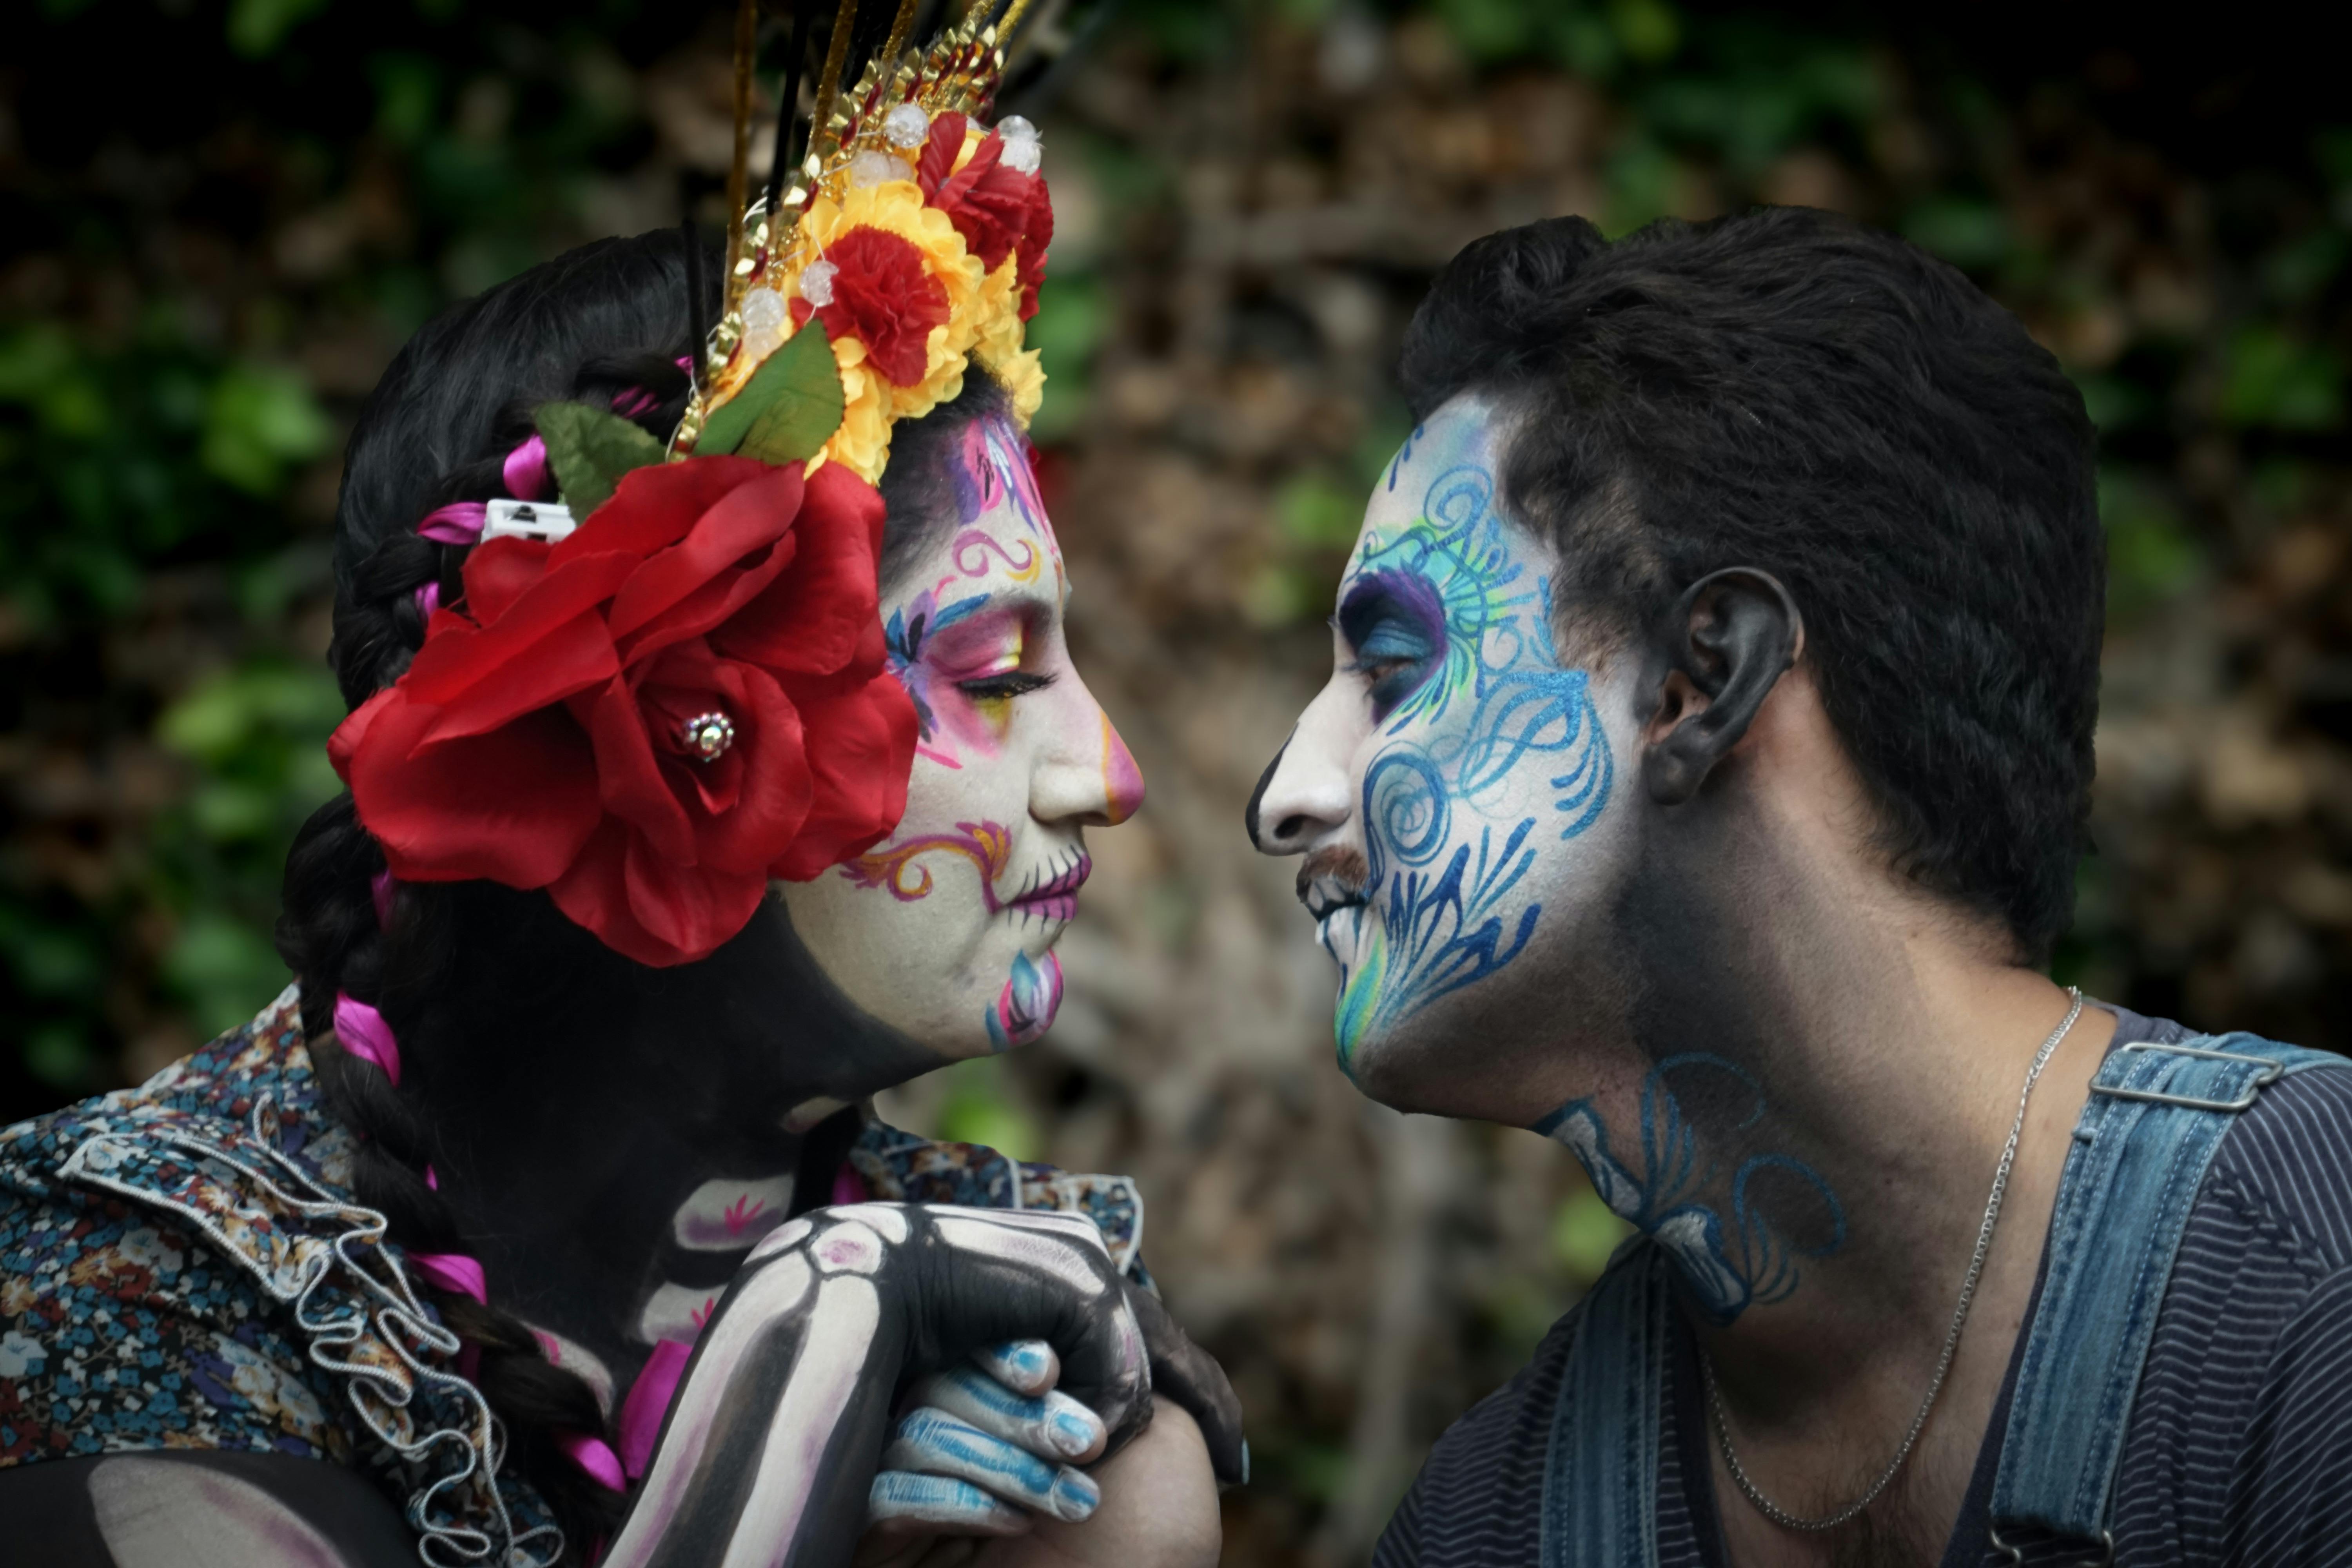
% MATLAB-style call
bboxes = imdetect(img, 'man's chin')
[1336,1021,1508,1120]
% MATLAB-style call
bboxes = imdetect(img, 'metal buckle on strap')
[2091,1040,2283,1112]
[1988,1524,2114,1567]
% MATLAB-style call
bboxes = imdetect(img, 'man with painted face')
[1249,209,2352,1567]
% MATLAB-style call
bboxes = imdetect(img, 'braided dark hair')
[277,227,1012,1561]
[279,230,711,1555]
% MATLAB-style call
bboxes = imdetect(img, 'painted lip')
[1315,900,1367,965]
[1300,878,1368,923]
[1006,854,1091,923]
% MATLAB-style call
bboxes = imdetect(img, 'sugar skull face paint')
[780,412,1143,1059]
[1247,399,1639,1109]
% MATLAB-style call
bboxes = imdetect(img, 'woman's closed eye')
[955,671,1057,702]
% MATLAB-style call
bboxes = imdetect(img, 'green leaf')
[702,323,845,463]
[535,401,666,517]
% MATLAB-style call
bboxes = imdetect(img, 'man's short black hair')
[1401,208,2101,962]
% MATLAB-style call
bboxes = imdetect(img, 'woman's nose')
[1031,676,1146,828]
[1247,688,1356,855]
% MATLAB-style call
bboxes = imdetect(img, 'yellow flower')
[989,345,1046,426]
[709,132,1048,481]
[823,331,895,485]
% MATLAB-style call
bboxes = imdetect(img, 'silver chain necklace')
[1702,987,2085,1533]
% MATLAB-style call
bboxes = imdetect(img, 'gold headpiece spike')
[810,0,863,164]
[877,0,921,78]
[995,0,1040,43]
[721,0,759,314]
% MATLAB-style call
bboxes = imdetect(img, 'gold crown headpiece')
[673,0,1053,486]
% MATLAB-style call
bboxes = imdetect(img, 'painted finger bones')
[600,1203,1148,1568]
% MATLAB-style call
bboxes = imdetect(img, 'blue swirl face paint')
[1275,398,1846,1324]
[1533,1055,1847,1323]
[1320,412,1615,1075]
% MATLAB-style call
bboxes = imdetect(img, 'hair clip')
[481,499,577,545]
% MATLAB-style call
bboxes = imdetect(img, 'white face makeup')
[1252,398,1640,1111]
[781,412,1145,1060]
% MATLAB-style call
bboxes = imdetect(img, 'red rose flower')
[329,457,917,967]
[804,227,950,387]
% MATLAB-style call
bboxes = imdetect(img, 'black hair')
[279,227,996,1558]
[1400,208,2102,962]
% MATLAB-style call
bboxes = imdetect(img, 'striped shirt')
[1372,1008,2352,1566]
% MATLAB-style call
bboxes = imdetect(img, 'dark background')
[4,1,2346,1558]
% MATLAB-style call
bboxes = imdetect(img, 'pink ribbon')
[617,1338,693,1479]
[561,1431,628,1493]
[830,1161,869,1206]
[413,580,440,619]
[332,992,401,1086]
[414,377,679,548]
[416,502,487,545]
[410,1251,488,1303]
[502,433,551,500]
[370,867,396,929]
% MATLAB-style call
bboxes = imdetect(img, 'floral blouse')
[0,987,1148,1566]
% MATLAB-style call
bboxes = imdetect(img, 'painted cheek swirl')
[841,820,1014,909]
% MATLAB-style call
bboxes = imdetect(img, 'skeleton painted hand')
[603,1204,1151,1568]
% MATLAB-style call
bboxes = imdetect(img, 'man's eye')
[955,671,1056,702]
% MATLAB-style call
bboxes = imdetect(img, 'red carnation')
[931,131,1054,319]
[803,227,950,387]
[330,457,917,968]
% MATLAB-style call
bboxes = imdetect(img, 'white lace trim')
[63,1095,563,1568]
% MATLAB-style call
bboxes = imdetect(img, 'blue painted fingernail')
[1050,1409,1098,1457]
[1240,1439,1251,1486]
[1052,1470,1101,1521]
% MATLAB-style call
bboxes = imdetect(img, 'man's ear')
[1641,568,1802,806]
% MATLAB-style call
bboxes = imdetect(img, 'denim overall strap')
[1990,1032,2349,1550]
[1541,1239,1673,1568]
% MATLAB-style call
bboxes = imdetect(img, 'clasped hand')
[603,1203,1240,1568]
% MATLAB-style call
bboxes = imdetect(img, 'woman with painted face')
[0,13,1237,1567]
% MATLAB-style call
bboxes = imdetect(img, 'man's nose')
[1247,708,1354,855]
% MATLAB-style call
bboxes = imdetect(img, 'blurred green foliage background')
[4,0,2348,1557]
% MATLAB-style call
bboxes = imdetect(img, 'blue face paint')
[1533,1055,1847,1324]
[1324,422,1615,1074]
[1339,570,1448,723]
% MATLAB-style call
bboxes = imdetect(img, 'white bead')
[1001,137,1042,176]
[743,321,784,359]
[800,259,838,308]
[996,114,1038,143]
[882,102,930,149]
[740,286,786,331]
[848,149,912,188]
